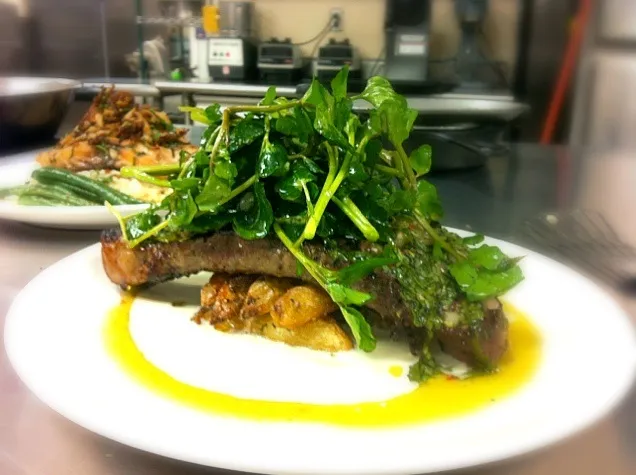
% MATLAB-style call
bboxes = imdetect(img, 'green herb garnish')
[114,66,524,380]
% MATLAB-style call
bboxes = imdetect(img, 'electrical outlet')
[329,8,343,32]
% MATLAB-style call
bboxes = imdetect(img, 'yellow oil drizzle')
[104,295,541,427]
[389,365,404,378]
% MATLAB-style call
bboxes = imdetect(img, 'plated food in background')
[0,87,196,208]
[103,66,524,382]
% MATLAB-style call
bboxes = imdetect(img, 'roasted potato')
[245,315,353,352]
[271,285,338,329]
[240,277,295,319]
[194,273,255,324]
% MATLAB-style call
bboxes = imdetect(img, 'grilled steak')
[101,229,508,367]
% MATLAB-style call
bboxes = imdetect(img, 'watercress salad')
[112,66,523,380]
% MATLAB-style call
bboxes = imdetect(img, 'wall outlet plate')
[330,8,343,32]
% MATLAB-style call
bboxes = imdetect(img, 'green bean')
[17,194,58,206]
[0,185,28,198]
[31,167,144,205]
[21,185,94,206]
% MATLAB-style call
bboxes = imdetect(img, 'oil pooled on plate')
[104,294,541,427]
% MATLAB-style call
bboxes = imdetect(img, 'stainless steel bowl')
[0,77,80,149]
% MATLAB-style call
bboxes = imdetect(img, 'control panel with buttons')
[208,38,245,67]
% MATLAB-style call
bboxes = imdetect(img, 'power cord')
[293,19,333,46]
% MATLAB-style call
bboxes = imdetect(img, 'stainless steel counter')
[75,79,528,121]
[1,145,635,475]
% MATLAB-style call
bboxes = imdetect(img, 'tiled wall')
[0,0,520,78]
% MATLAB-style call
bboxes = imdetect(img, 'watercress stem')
[122,164,181,176]
[332,195,379,242]
[414,210,463,260]
[119,168,171,187]
[396,143,417,187]
[216,174,257,208]
[273,223,326,287]
[228,101,301,115]
[128,219,172,248]
[374,164,403,177]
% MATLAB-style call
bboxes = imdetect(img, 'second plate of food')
[0,88,196,229]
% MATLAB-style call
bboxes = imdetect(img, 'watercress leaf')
[125,211,160,241]
[337,257,398,286]
[333,97,353,131]
[228,118,265,154]
[274,115,297,136]
[169,191,197,227]
[314,102,351,150]
[301,78,331,107]
[204,104,222,124]
[463,234,485,246]
[344,111,361,146]
[326,283,373,306]
[301,157,323,175]
[281,222,304,241]
[294,107,314,144]
[184,213,232,234]
[260,86,277,106]
[340,306,376,352]
[232,181,274,239]
[194,149,209,166]
[316,210,337,238]
[359,76,397,107]
[214,161,238,181]
[449,261,524,301]
[378,100,418,145]
[275,175,302,202]
[410,144,432,176]
[274,161,316,202]
[330,65,349,100]
[468,245,512,271]
[238,191,255,212]
[364,111,383,138]
[364,139,383,168]
[196,175,232,212]
[415,180,444,221]
[178,106,210,125]
[258,141,289,178]
[170,177,200,191]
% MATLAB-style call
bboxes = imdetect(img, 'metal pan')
[0,77,80,151]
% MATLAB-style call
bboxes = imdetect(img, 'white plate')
[4,235,636,475]
[0,152,148,229]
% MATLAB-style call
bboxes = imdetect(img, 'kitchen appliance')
[208,1,257,80]
[0,77,79,150]
[208,37,257,80]
[219,1,253,38]
[315,39,361,82]
[258,38,304,83]
[384,0,431,84]
[454,0,498,87]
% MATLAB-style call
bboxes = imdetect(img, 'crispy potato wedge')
[240,277,295,319]
[271,285,338,329]
[194,273,255,324]
[243,315,353,352]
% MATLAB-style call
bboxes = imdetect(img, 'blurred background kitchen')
[1,0,616,154]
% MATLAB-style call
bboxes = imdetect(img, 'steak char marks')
[101,229,508,368]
